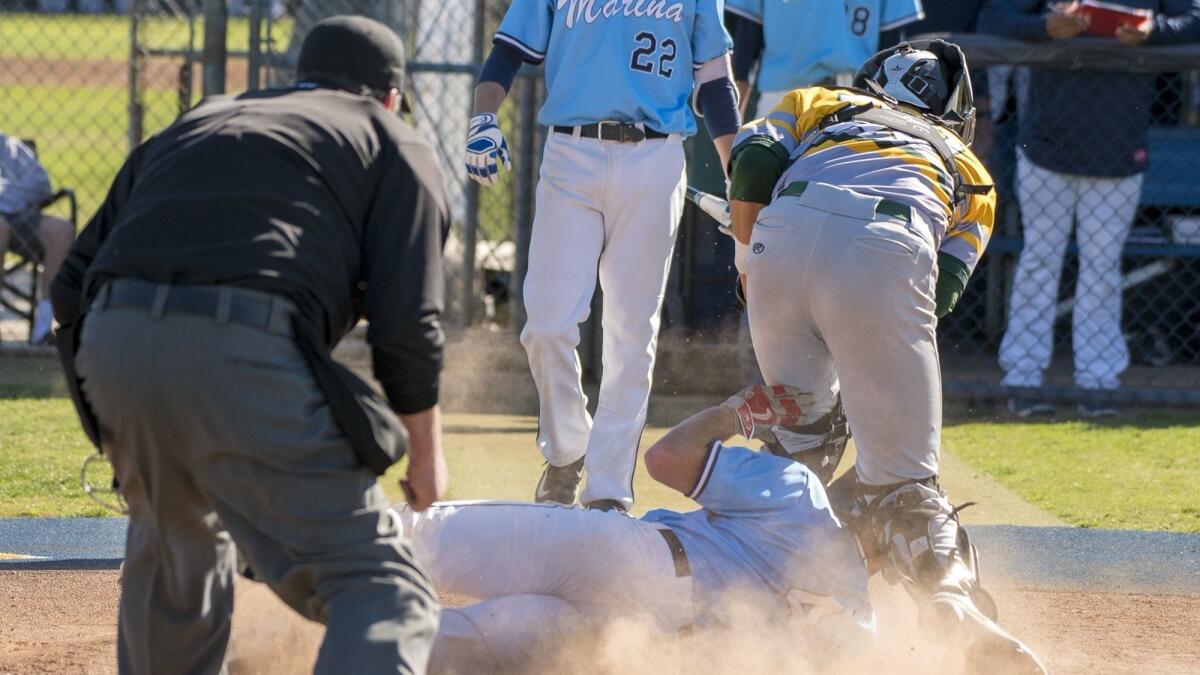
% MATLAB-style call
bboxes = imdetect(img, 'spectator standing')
[0,133,74,344]
[982,0,1200,417]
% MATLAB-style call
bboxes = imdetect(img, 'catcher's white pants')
[397,501,693,674]
[521,131,686,507]
[745,182,941,486]
[999,151,1143,390]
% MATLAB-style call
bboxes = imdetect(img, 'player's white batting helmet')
[854,39,977,145]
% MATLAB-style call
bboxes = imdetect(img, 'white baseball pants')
[521,131,686,507]
[397,501,693,674]
[999,151,1143,390]
[745,182,942,486]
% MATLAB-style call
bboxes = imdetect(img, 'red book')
[1073,1,1153,38]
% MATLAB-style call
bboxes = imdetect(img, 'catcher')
[725,40,1047,673]
[402,385,874,674]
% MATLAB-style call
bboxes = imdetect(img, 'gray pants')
[76,307,438,674]
[744,182,941,486]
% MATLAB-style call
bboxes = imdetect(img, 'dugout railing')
[922,33,1200,407]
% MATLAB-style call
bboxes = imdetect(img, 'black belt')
[92,279,295,337]
[779,181,913,223]
[553,122,669,143]
[657,528,691,578]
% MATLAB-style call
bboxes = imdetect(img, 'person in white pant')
[465,1,742,511]
[726,0,924,119]
[998,150,1143,411]
[980,0,1200,417]
[401,385,874,674]
[727,41,1047,674]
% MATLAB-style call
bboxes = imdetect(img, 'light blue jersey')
[643,443,874,634]
[726,0,924,91]
[494,0,732,135]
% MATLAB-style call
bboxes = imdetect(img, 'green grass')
[2,366,1198,532]
[0,398,111,517]
[0,13,293,61]
[944,411,1200,533]
[0,398,690,519]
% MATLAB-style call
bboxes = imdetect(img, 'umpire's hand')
[399,405,448,511]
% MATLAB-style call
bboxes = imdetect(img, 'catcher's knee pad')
[763,395,851,486]
[852,477,997,621]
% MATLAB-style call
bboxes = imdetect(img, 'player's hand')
[465,113,511,187]
[1116,17,1153,46]
[400,449,448,512]
[722,384,812,442]
[1046,3,1089,40]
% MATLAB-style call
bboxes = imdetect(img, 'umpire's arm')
[363,140,448,415]
[362,139,450,510]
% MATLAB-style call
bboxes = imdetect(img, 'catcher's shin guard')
[861,478,992,613]
[845,476,1046,674]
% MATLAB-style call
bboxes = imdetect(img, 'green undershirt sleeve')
[728,137,790,204]
[935,251,971,318]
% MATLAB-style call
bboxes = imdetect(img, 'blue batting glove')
[465,113,511,187]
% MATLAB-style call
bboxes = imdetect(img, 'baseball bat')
[685,186,733,236]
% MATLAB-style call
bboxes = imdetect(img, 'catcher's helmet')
[854,39,977,145]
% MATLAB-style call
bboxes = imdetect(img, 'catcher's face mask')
[853,39,977,146]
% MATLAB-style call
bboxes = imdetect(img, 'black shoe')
[534,456,585,506]
[1006,398,1055,419]
[584,499,628,514]
[1078,401,1120,418]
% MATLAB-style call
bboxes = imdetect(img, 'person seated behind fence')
[0,132,74,344]
[981,0,1200,418]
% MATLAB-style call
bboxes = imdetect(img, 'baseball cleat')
[583,499,628,514]
[534,456,585,506]
[1006,398,1055,419]
[927,591,1048,675]
[1077,401,1120,418]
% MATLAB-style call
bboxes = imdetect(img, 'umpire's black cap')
[297,15,409,109]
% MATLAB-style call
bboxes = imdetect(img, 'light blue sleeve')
[692,0,733,65]
[688,442,817,515]
[494,0,554,64]
[880,0,924,32]
[724,0,762,24]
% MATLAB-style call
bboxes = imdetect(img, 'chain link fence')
[935,34,1200,406]
[4,9,1196,408]
[253,0,541,330]
[0,1,198,342]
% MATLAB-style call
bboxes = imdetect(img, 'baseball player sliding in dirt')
[724,40,1047,673]
[400,385,874,674]
[465,0,742,512]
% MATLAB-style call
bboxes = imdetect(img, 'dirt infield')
[2,570,1197,674]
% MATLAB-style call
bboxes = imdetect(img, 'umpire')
[50,16,448,675]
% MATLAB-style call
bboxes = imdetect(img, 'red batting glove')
[722,384,811,442]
